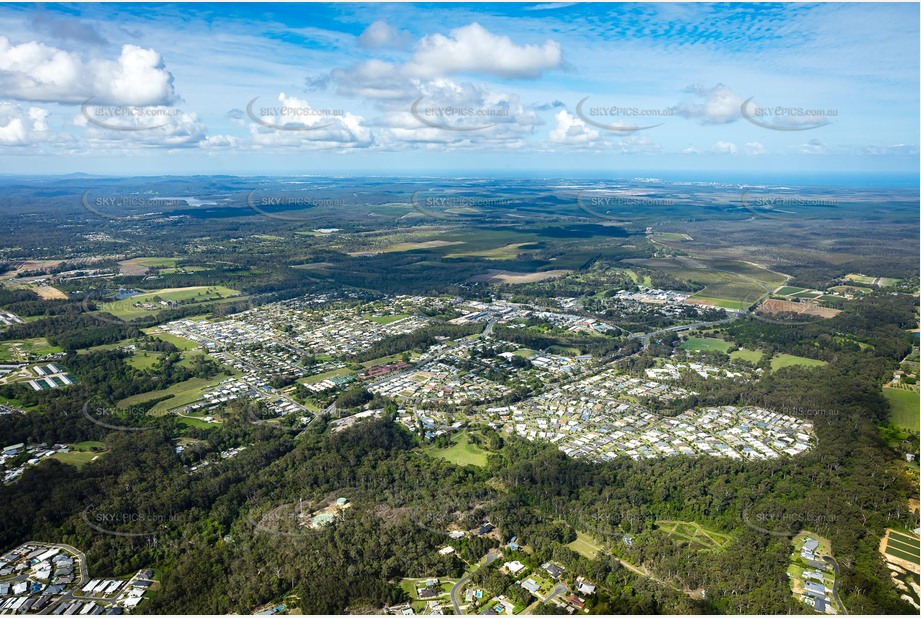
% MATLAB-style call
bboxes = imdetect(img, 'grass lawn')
[50,450,102,468]
[131,257,179,268]
[680,337,733,353]
[0,338,63,362]
[689,295,753,310]
[126,352,162,370]
[103,286,240,319]
[71,441,105,450]
[299,368,354,384]
[143,329,201,351]
[424,432,489,468]
[177,416,219,429]
[364,313,410,325]
[117,375,232,414]
[568,531,603,559]
[883,387,920,431]
[730,348,763,363]
[770,354,827,372]
[775,286,807,295]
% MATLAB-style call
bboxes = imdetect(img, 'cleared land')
[423,432,489,468]
[467,269,573,284]
[117,374,233,414]
[568,531,603,559]
[757,299,841,319]
[658,520,731,552]
[771,354,827,372]
[680,337,733,353]
[103,286,240,318]
[883,387,921,431]
[730,348,764,363]
[32,286,68,300]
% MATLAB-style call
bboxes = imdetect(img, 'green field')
[299,367,354,384]
[568,531,603,559]
[143,329,202,351]
[364,313,410,325]
[775,286,807,296]
[730,348,764,363]
[658,520,731,552]
[126,352,162,370]
[51,448,103,468]
[117,375,231,414]
[131,257,179,268]
[680,337,733,353]
[770,354,827,372]
[845,273,877,284]
[883,387,920,431]
[103,286,240,318]
[0,338,64,362]
[423,432,489,468]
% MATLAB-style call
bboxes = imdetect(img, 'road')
[449,572,471,615]
[449,551,501,615]
[23,542,88,615]
[822,555,848,615]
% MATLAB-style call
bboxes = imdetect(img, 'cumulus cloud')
[358,20,411,50]
[0,102,70,146]
[744,141,766,155]
[407,22,562,79]
[246,93,373,150]
[619,134,661,154]
[0,37,176,105]
[795,138,826,155]
[711,140,738,154]
[675,83,744,125]
[549,109,598,145]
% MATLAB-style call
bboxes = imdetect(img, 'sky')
[0,2,918,177]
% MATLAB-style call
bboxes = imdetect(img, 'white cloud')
[675,83,744,125]
[744,141,766,155]
[0,102,70,147]
[549,109,598,145]
[681,146,699,155]
[711,140,738,154]
[358,21,411,50]
[0,36,176,105]
[619,135,661,154]
[407,23,562,79]
[795,138,826,155]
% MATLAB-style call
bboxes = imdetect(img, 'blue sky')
[0,2,917,177]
